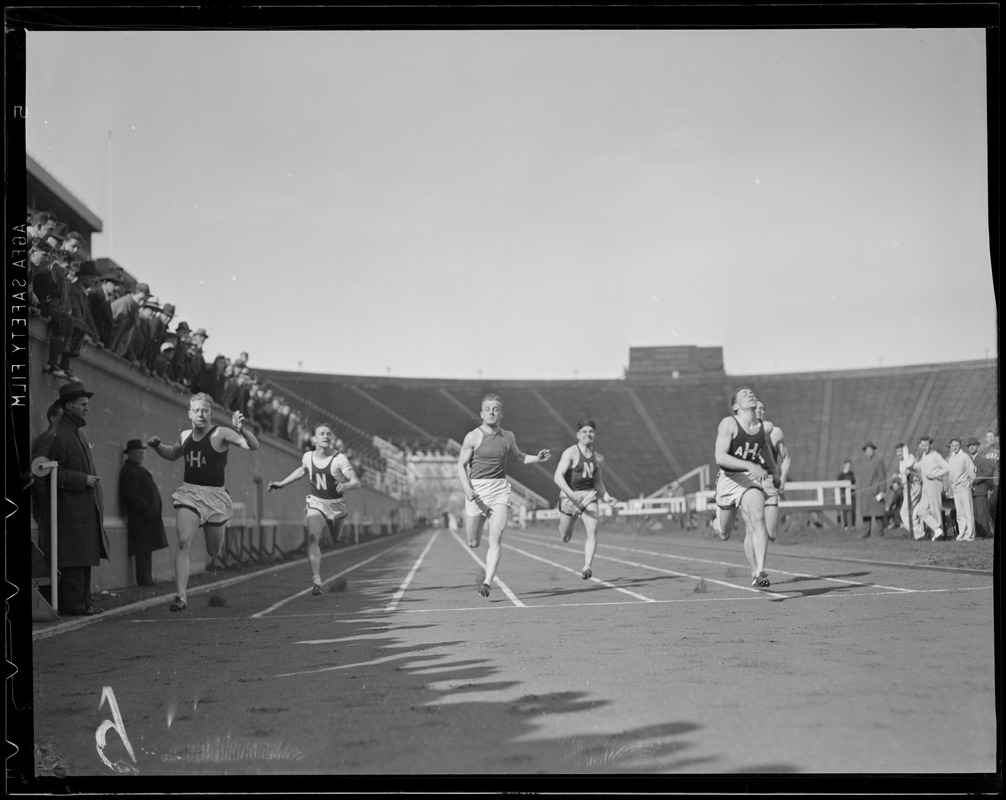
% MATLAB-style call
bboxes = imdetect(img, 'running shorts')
[466,478,511,517]
[715,469,766,510]
[172,483,232,526]
[559,489,599,517]
[760,475,780,507]
[306,494,348,522]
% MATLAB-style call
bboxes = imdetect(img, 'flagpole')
[107,130,113,258]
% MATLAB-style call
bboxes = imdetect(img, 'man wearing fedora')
[857,441,888,539]
[87,268,120,348]
[141,301,175,374]
[108,281,150,359]
[39,382,110,615]
[118,439,169,586]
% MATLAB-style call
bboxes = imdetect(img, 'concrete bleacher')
[260,359,998,504]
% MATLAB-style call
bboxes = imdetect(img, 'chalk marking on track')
[510,533,913,594]
[252,539,409,618]
[296,633,403,645]
[386,530,440,612]
[507,534,786,598]
[501,543,657,602]
[449,530,525,607]
[275,650,442,678]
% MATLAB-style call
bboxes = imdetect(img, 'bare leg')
[173,507,201,607]
[714,506,737,540]
[482,504,511,587]
[305,510,326,584]
[581,504,599,576]
[465,512,485,548]
[558,513,576,543]
[205,523,226,559]
[764,503,779,541]
[739,490,769,582]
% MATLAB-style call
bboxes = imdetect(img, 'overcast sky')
[23,27,995,380]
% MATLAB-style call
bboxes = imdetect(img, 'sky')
[22,26,996,381]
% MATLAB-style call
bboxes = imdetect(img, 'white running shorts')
[172,483,232,526]
[466,478,511,517]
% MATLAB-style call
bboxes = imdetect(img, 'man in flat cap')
[118,439,169,585]
[857,441,888,539]
[40,382,110,615]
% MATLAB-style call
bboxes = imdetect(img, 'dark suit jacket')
[87,288,114,347]
[118,459,169,556]
[41,415,110,567]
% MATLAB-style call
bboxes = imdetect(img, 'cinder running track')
[28,524,996,778]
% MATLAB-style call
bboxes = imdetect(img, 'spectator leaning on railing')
[86,269,120,348]
[108,282,150,360]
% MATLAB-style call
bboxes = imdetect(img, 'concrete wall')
[27,320,413,592]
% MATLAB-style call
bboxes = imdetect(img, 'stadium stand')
[257,360,998,502]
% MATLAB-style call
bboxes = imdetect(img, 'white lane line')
[501,543,657,602]
[449,530,526,607]
[510,533,914,594]
[507,534,787,598]
[386,530,440,613]
[231,583,996,622]
[252,539,408,618]
[275,651,442,678]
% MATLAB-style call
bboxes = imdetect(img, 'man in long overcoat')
[40,382,110,615]
[857,441,888,539]
[118,439,169,585]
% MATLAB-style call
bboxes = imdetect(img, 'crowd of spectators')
[841,431,999,541]
[25,209,376,477]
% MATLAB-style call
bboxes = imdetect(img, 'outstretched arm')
[509,431,550,465]
[145,433,185,461]
[268,462,307,492]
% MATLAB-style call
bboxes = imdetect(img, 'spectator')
[118,439,169,586]
[184,328,209,390]
[198,354,230,405]
[27,211,55,244]
[86,269,120,347]
[131,296,162,369]
[39,382,110,615]
[972,434,998,538]
[61,230,84,257]
[837,459,856,530]
[906,469,945,541]
[108,282,150,360]
[167,321,193,386]
[33,248,75,380]
[917,435,950,541]
[946,436,976,541]
[883,474,903,531]
[857,441,888,539]
[151,340,176,382]
[978,430,999,534]
[64,259,102,367]
[141,302,175,373]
